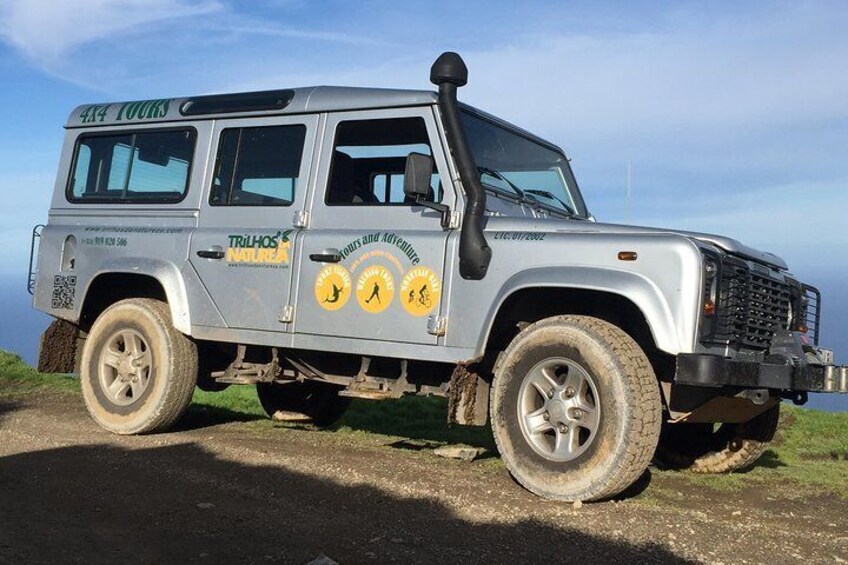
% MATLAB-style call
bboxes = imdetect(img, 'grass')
[3,348,846,497]
[0,350,79,395]
[649,405,848,498]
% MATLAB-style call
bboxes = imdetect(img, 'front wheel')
[80,298,198,435]
[491,315,662,502]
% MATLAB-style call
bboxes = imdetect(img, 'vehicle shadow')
[0,442,696,565]
[0,398,23,427]
[329,396,497,450]
[175,403,266,431]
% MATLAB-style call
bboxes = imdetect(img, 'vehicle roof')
[66,86,440,128]
[64,84,567,156]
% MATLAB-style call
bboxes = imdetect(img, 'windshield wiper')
[477,166,526,200]
[525,189,578,217]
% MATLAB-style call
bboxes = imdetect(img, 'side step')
[337,357,446,400]
[212,345,280,385]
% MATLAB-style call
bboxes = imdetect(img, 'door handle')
[309,249,342,263]
[197,246,225,259]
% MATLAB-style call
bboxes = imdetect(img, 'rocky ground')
[1,389,847,565]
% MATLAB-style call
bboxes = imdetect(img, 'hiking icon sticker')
[315,264,352,311]
[399,267,441,316]
[356,265,395,314]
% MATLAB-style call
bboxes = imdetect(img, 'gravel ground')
[0,392,846,565]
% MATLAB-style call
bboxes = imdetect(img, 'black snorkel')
[430,52,491,280]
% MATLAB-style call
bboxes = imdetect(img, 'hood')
[486,216,789,270]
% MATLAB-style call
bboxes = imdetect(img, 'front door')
[190,115,318,331]
[294,107,454,345]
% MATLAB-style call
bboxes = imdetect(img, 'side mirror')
[402,152,450,226]
[403,152,434,200]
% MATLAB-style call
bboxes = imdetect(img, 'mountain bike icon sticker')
[400,266,441,317]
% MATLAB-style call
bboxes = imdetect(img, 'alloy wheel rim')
[516,357,601,462]
[97,328,153,406]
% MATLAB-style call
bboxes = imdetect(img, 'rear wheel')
[80,298,198,435]
[654,405,780,473]
[490,315,662,502]
[257,381,351,427]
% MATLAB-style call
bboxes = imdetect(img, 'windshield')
[460,110,588,218]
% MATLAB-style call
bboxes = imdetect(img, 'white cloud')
[458,13,848,143]
[189,4,848,155]
[0,0,221,67]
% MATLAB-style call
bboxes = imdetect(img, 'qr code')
[52,275,77,309]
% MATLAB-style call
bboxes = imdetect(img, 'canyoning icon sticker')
[315,265,352,311]
[356,265,395,314]
[399,267,441,317]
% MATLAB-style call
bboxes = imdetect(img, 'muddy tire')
[80,298,198,435]
[654,405,780,473]
[257,381,351,427]
[491,315,662,502]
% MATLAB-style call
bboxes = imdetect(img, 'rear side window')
[67,129,195,203]
[210,125,306,206]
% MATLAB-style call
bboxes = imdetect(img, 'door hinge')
[279,304,295,323]
[293,210,310,228]
[427,315,447,336]
[448,210,461,230]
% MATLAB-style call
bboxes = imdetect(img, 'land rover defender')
[29,52,847,501]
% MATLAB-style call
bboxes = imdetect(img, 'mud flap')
[447,363,490,426]
[37,319,84,374]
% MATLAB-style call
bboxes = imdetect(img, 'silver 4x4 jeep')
[30,52,847,501]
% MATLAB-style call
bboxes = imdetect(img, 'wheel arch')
[79,258,191,334]
[479,267,682,358]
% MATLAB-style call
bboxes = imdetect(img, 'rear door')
[293,107,455,345]
[190,115,318,331]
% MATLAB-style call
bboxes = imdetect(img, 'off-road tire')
[491,315,662,502]
[257,381,351,427]
[654,405,780,473]
[80,298,198,435]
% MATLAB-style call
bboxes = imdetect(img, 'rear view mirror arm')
[412,198,451,228]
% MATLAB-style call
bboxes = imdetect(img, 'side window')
[68,129,195,203]
[210,125,306,206]
[326,117,441,206]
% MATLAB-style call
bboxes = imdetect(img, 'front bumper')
[676,353,848,393]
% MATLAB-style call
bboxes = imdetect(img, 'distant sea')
[1,275,846,411]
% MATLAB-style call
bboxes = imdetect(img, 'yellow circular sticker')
[400,267,441,316]
[356,265,395,314]
[315,265,352,311]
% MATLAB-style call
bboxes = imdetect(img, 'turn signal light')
[704,300,715,316]
[617,251,638,261]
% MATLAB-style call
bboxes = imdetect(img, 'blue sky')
[1,1,847,385]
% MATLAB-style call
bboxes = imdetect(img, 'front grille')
[707,259,791,350]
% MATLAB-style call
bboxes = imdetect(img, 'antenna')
[626,160,632,224]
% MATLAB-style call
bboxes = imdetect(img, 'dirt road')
[1,391,846,564]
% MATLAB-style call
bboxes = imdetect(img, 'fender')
[82,257,193,334]
[477,266,695,356]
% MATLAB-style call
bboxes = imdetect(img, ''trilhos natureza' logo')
[315,265,352,311]
[226,230,292,266]
[356,265,395,314]
[400,267,441,316]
